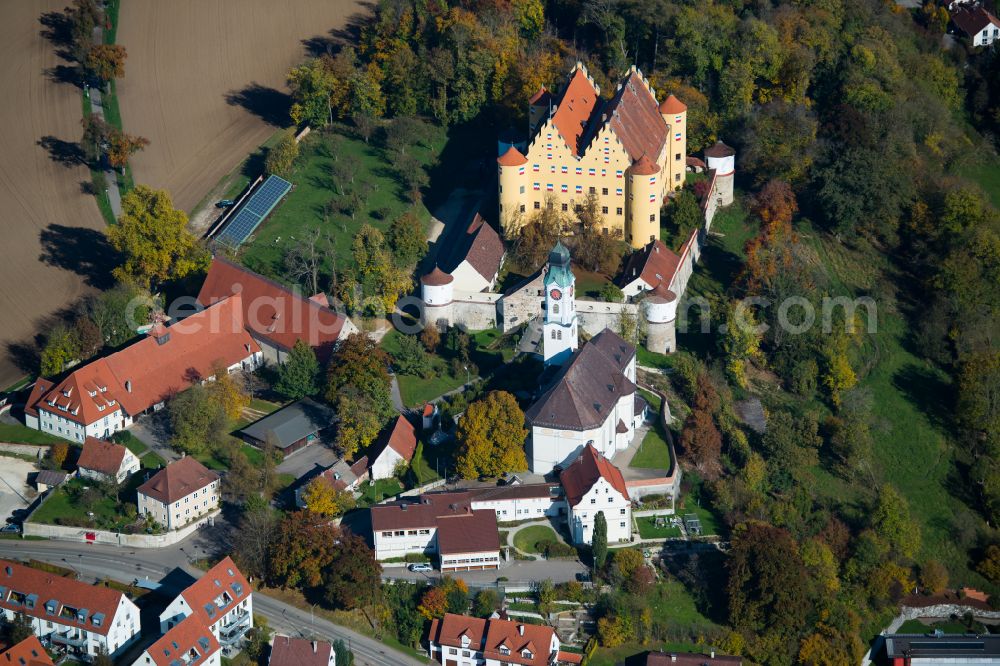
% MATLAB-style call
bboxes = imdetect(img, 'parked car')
[408,563,433,572]
[216,199,235,208]
[1,524,21,533]
[575,571,591,582]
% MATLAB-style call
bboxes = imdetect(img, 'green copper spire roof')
[544,241,574,287]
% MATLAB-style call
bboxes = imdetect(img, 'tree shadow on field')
[38,136,85,168]
[314,4,374,52]
[891,362,954,433]
[44,64,84,88]
[38,10,74,56]
[38,224,118,290]
[225,83,291,127]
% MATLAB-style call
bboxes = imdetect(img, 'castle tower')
[627,154,661,248]
[528,87,552,137]
[658,94,687,193]
[420,268,454,330]
[497,145,529,237]
[704,140,736,207]
[644,283,678,354]
[542,242,578,366]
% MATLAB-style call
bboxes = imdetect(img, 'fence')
[22,509,220,548]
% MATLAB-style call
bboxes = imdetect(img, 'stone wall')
[22,509,219,548]
[449,292,502,330]
[499,272,544,332]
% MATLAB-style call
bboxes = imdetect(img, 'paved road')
[384,558,587,586]
[129,413,179,464]
[0,540,426,666]
[275,442,340,479]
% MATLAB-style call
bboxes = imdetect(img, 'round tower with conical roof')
[420,267,454,330]
[644,284,678,354]
[627,155,661,249]
[704,140,736,207]
[659,93,687,194]
[497,145,529,238]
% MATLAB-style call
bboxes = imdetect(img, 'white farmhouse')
[559,444,632,545]
[368,415,418,481]
[427,613,581,666]
[137,457,220,531]
[0,560,141,662]
[952,5,1000,46]
[525,328,646,474]
[159,558,253,655]
[132,614,221,666]
[77,437,140,484]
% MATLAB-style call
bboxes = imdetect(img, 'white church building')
[524,244,647,475]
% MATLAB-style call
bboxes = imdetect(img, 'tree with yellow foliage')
[302,477,356,517]
[455,391,527,479]
[207,362,250,422]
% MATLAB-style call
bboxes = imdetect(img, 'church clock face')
[550,288,562,300]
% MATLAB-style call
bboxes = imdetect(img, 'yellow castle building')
[498,62,687,249]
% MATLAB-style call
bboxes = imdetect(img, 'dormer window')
[97,404,105,412]
[460,635,471,648]
[522,650,533,659]
[499,647,510,655]
[88,390,97,397]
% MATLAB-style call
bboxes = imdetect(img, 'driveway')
[129,412,179,463]
[276,442,340,479]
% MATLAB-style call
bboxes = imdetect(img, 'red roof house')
[428,613,576,666]
[0,636,53,666]
[368,415,418,481]
[77,436,139,483]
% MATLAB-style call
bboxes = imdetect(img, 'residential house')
[878,633,1000,664]
[368,415,418,481]
[137,457,220,531]
[239,398,336,455]
[197,257,358,365]
[296,457,368,509]
[269,636,335,666]
[0,559,141,661]
[629,651,741,666]
[497,62,687,248]
[0,636,54,666]
[952,5,1000,46]
[77,437,140,484]
[525,329,646,474]
[132,614,220,666]
[427,613,581,666]
[159,558,253,655]
[25,296,262,442]
[559,444,632,545]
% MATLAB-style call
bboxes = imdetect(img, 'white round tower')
[421,268,454,330]
[704,140,735,207]
[644,284,678,354]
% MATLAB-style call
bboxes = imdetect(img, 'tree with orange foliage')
[86,44,126,83]
[417,586,448,620]
[106,129,149,170]
[743,180,800,294]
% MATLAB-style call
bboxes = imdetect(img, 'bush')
[544,542,578,558]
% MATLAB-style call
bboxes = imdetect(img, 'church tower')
[543,242,578,366]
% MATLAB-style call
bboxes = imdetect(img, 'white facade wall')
[470,495,563,522]
[975,24,1000,46]
[1,595,141,660]
[37,407,132,443]
[133,647,221,666]
[138,479,220,531]
[370,448,405,481]
[79,449,140,485]
[450,261,493,293]
[373,525,436,560]
[530,392,637,475]
[160,594,254,645]
[430,633,559,666]
[567,477,631,545]
[440,550,500,571]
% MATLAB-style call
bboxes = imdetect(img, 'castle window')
[675,173,681,181]
[551,331,556,339]
[616,207,623,215]
[602,206,608,214]
[561,203,568,211]
[649,214,655,222]
[547,202,554,210]
[589,186,596,194]
[519,185,525,194]
[520,205,525,213]
[602,187,609,195]
[557,331,563,340]
[534,202,541,209]
[602,227,608,235]
[553,304,559,314]
[675,153,681,160]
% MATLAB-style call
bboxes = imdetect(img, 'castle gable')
[549,66,601,157]
[604,69,668,163]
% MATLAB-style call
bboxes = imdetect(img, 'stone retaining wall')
[22,509,219,548]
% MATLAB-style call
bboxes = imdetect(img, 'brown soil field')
[117,0,365,213]
[0,1,107,388]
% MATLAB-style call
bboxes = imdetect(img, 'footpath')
[88,24,122,217]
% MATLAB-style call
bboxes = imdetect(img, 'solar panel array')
[214,175,292,247]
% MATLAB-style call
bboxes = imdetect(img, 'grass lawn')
[631,421,671,469]
[512,525,560,553]
[0,424,63,446]
[358,478,403,506]
[31,478,125,529]
[635,516,682,539]
[410,442,443,485]
[896,619,991,635]
[239,125,442,281]
[112,431,165,469]
[957,154,1000,209]
[677,494,722,537]
[574,267,616,300]
[381,329,486,407]
[195,443,266,471]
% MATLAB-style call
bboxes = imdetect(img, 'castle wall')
[442,291,502,331]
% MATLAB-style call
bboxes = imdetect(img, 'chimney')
[312,642,317,654]
[518,625,524,636]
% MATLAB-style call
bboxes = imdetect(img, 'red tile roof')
[22,380,52,419]
[420,267,453,286]
[137,456,219,505]
[269,636,333,666]
[436,509,500,555]
[77,437,128,476]
[528,87,551,106]
[952,5,1000,37]
[0,560,126,636]
[438,214,505,284]
[0,636,53,666]
[658,94,687,114]
[145,613,219,666]
[497,146,528,166]
[373,415,418,463]
[704,141,736,158]
[30,296,259,426]
[630,154,660,175]
[606,70,668,163]
[430,613,559,666]
[550,67,601,157]
[371,492,473,531]
[197,257,349,362]
[179,557,251,629]
[557,651,583,664]
[617,239,682,291]
[559,444,629,506]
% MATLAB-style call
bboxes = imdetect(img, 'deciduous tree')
[455,391,527,478]
[323,531,382,609]
[86,43,126,83]
[105,128,149,170]
[267,511,339,589]
[265,132,299,176]
[388,212,426,268]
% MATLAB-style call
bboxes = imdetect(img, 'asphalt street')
[0,539,426,666]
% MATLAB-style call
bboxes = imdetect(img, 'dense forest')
[282,0,1000,663]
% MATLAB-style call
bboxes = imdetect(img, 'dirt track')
[0,1,106,388]
[117,0,365,212]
